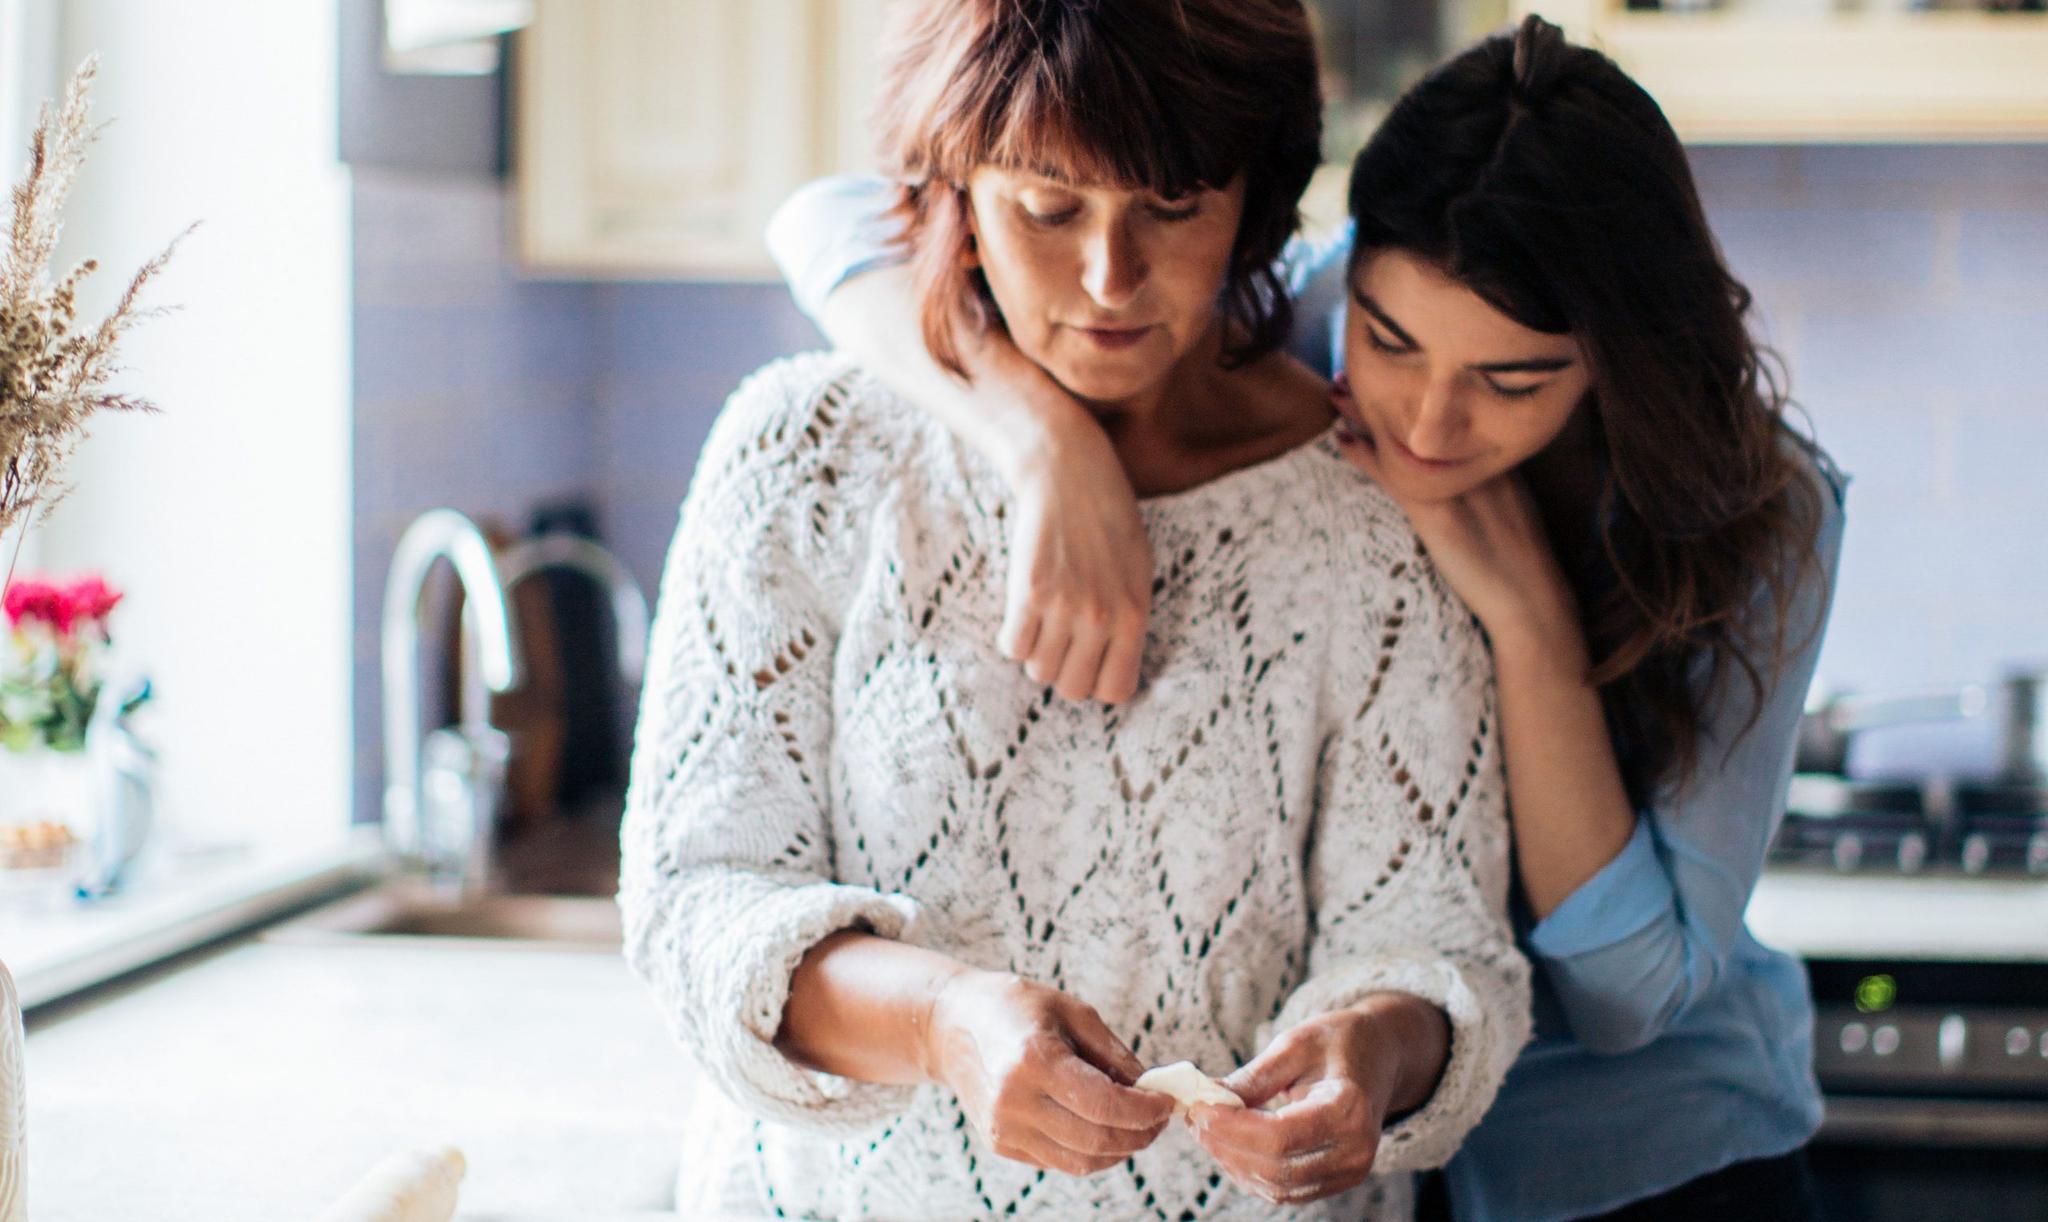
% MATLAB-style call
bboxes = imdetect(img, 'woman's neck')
[1086,327,1332,499]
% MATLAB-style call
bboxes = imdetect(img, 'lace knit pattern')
[619,353,1531,1221]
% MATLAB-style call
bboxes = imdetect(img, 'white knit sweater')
[619,353,1531,1221]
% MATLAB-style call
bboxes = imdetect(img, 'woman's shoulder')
[694,350,932,506]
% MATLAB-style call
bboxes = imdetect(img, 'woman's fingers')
[1031,1088,1167,1162]
[998,598,1040,663]
[1043,1056,1173,1132]
[1219,1027,1315,1109]
[996,1124,1124,1177]
[1092,609,1146,704]
[1052,611,1113,702]
[1025,618,1072,688]
[1332,420,1387,483]
[1191,1080,1379,1203]
[1058,1000,1149,1087]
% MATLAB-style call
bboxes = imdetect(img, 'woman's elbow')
[1568,1007,1671,1056]
[1554,955,1709,1055]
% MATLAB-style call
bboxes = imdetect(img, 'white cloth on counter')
[618,352,1531,1221]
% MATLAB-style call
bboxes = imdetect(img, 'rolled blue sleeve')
[1525,451,1847,1056]
[764,174,906,325]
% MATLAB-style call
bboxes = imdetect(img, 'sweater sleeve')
[1526,454,1847,1054]
[618,356,924,1136]
[1256,530,1532,1175]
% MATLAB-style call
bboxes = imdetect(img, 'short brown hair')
[872,0,1323,378]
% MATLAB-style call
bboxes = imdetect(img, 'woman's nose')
[1081,222,1146,309]
[1406,380,1469,459]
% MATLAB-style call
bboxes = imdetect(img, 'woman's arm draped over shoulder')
[618,356,929,1134]
[767,176,1154,703]
[1525,471,1847,1054]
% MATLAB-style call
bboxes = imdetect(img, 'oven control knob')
[2027,833,2048,876]
[1897,833,1929,873]
[1937,1015,1967,1069]
[1833,834,1864,872]
[1872,1025,1901,1057]
[1840,1022,1869,1055]
[1961,833,1991,875]
[2009,1027,2034,1057]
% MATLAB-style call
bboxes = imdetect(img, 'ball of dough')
[314,1144,465,1222]
[1134,1061,1245,1116]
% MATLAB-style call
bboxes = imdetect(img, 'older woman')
[618,2,1529,1218]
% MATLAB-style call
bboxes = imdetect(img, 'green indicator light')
[1854,974,1897,1014]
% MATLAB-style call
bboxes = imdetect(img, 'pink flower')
[64,574,123,626]
[4,579,70,632]
[2,573,123,637]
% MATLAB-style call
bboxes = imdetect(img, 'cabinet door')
[518,0,881,278]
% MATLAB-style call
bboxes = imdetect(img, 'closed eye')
[1364,325,1412,355]
[1483,378,1547,399]
[1023,206,1080,227]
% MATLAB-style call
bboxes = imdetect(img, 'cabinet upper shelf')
[1519,0,2048,142]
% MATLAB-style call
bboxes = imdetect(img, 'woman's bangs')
[960,62,1236,197]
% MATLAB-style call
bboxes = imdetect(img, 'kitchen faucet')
[471,530,650,718]
[381,509,525,890]
[387,515,649,897]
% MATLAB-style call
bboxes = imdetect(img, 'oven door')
[1801,956,2048,1221]
[1811,1095,2048,1221]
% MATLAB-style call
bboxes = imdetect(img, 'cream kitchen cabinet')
[1518,0,2048,143]
[515,0,889,279]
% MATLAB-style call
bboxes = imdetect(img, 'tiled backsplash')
[1689,146,2048,697]
[351,146,2048,818]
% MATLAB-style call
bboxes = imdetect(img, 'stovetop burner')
[1774,774,2048,877]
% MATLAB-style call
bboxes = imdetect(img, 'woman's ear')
[952,185,982,272]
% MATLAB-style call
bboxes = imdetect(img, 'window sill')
[7,827,390,1013]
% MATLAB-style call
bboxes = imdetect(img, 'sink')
[264,878,622,949]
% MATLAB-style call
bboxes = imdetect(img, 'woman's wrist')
[977,339,1100,487]
[918,965,994,1086]
[1341,993,1450,1121]
[1483,588,1591,680]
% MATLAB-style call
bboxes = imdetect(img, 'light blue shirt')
[766,175,1847,1222]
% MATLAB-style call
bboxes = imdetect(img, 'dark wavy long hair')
[871,0,1323,379]
[1348,16,1828,802]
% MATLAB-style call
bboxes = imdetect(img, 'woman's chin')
[1049,362,1164,408]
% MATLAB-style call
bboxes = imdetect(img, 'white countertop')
[1749,868,2048,962]
[23,935,698,1221]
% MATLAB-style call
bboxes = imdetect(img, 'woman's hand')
[924,970,1175,1177]
[1001,419,1153,704]
[1189,999,1447,1206]
[1329,378,1577,655]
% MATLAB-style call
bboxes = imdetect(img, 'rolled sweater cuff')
[696,876,925,1135]
[1257,955,1531,1175]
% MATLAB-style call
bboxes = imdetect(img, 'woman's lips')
[1075,325,1153,350]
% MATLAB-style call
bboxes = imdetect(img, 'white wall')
[19,1,353,852]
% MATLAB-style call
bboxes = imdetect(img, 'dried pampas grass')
[0,55,192,585]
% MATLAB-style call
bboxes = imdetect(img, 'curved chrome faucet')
[381,510,525,863]
[497,532,650,685]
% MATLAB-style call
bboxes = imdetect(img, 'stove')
[1753,822,2048,1219]
[1770,773,2048,877]
[1800,956,2048,1221]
